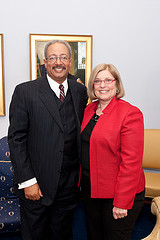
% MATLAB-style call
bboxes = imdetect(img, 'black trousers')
[20,170,79,240]
[81,174,145,240]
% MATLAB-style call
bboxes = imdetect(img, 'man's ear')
[69,58,72,67]
[43,58,47,68]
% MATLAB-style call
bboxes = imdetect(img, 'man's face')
[44,43,72,84]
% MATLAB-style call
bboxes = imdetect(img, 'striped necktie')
[59,84,65,102]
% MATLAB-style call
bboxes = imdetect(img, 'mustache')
[52,65,66,70]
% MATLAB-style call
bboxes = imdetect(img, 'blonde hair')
[88,63,125,100]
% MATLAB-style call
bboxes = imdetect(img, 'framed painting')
[0,34,5,116]
[30,34,92,86]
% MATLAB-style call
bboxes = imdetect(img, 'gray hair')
[44,40,72,59]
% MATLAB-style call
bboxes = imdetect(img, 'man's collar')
[46,74,68,97]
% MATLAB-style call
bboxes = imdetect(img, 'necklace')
[92,113,99,122]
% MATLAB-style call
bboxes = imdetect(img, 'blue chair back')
[0,136,21,233]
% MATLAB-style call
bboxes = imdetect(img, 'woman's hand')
[112,206,128,219]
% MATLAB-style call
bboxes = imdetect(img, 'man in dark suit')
[8,40,88,240]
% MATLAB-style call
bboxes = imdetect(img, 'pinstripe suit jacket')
[8,75,87,205]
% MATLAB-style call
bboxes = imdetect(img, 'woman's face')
[93,69,117,103]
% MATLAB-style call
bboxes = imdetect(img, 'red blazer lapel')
[81,101,98,133]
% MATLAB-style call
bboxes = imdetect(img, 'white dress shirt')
[18,75,68,189]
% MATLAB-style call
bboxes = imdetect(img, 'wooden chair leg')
[141,197,160,240]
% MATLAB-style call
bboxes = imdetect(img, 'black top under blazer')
[8,75,88,205]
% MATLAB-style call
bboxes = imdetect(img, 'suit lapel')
[68,79,80,126]
[68,80,77,105]
[38,76,63,130]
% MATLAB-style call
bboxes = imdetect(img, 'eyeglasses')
[94,78,116,85]
[46,55,70,63]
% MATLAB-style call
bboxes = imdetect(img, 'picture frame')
[30,34,92,86]
[0,34,5,116]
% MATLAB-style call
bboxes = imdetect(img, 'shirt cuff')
[18,178,37,189]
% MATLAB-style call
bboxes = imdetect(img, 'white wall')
[0,0,160,138]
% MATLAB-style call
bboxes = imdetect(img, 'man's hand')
[112,206,128,219]
[24,183,43,201]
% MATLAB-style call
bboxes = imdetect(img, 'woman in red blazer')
[81,63,145,240]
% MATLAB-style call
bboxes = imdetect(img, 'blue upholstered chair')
[0,136,20,234]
